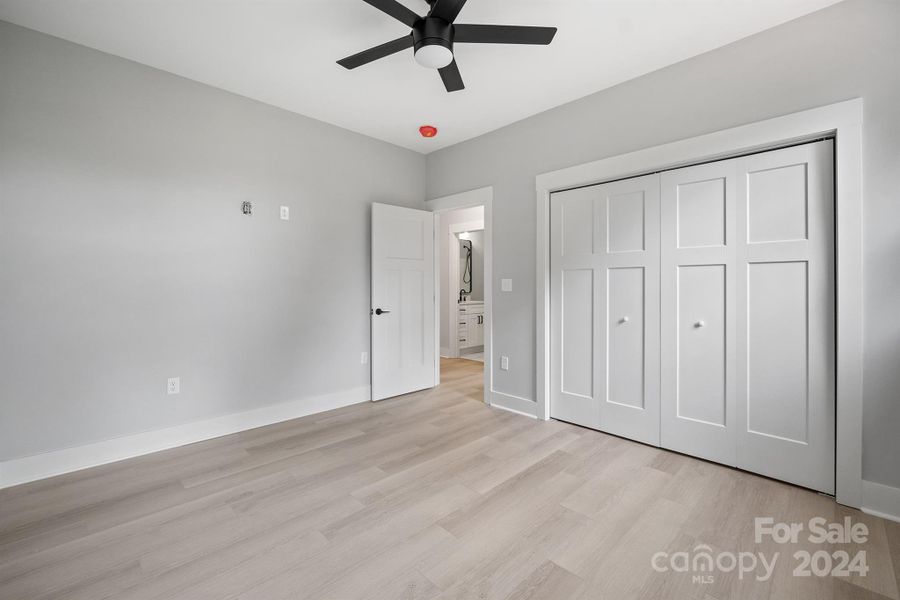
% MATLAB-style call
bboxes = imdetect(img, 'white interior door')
[734,140,835,493]
[371,203,435,401]
[550,174,661,445]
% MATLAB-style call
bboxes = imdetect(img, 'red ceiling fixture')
[419,125,438,138]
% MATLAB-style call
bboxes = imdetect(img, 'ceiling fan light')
[414,44,453,69]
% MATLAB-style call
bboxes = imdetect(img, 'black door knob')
[374,308,390,315]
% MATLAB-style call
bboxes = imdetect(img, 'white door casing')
[371,203,436,401]
[550,174,661,445]
[536,99,862,508]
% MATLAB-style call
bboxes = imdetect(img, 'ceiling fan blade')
[361,0,421,27]
[429,0,468,23]
[453,24,557,45]
[438,59,465,92]
[337,35,414,69]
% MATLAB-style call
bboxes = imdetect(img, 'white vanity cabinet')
[457,302,484,349]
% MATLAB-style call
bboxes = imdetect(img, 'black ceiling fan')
[337,0,557,92]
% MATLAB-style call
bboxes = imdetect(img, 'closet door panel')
[661,161,737,466]
[550,186,601,428]
[561,269,594,399]
[747,162,808,243]
[561,194,595,256]
[596,174,660,445]
[735,140,835,494]
[607,267,645,410]
[607,191,646,253]
[550,174,659,442]
[746,261,809,443]
[676,264,727,426]
[676,177,727,248]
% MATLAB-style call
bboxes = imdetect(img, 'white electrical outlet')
[361,351,368,365]
[501,278,513,292]
[500,356,509,371]
[280,206,290,221]
[167,377,180,395]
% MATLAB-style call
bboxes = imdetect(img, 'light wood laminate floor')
[1,358,898,599]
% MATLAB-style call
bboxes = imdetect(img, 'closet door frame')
[535,99,863,509]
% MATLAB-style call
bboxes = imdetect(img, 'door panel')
[677,177,727,248]
[607,267,645,409]
[735,140,835,493]
[598,175,660,445]
[551,174,660,444]
[747,163,808,243]
[607,191,645,253]
[371,203,435,401]
[676,264,727,426]
[661,161,737,465]
[746,261,809,443]
[401,269,425,366]
[551,187,600,428]
[561,195,594,256]
[561,269,594,399]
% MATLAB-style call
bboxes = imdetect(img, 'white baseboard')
[440,346,452,358]
[862,480,900,523]
[0,385,370,490]
[490,390,538,418]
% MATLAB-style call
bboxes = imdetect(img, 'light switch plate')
[501,279,512,292]
[500,356,509,371]
[167,377,180,395]
[361,351,368,365]
[280,206,290,220]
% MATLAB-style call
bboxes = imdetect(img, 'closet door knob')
[695,320,705,328]
[374,308,390,315]
[620,316,630,324]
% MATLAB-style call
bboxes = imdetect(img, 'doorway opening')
[441,207,484,372]
[427,187,493,405]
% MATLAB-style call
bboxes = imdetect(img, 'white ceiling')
[0,0,840,153]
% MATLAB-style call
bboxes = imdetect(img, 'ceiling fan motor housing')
[413,17,454,56]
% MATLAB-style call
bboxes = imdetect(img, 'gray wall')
[426,0,900,488]
[0,21,425,461]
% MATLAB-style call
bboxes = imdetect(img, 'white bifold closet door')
[550,139,835,494]
[550,174,661,445]
[661,140,834,494]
